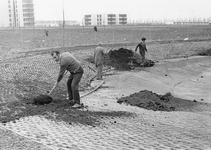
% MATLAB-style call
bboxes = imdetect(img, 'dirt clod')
[33,94,53,105]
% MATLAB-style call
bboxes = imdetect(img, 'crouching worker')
[50,51,84,108]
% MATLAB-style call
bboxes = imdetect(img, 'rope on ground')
[81,80,105,98]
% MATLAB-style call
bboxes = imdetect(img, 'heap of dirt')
[85,48,154,70]
[117,90,211,112]
[104,48,134,70]
[197,48,211,56]
[104,48,155,70]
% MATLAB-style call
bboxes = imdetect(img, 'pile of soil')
[85,48,154,70]
[197,48,211,56]
[104,48,134,70]
[117,90,211,112]
[104,48,155,70]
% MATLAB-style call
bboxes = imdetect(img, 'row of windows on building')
[86,21,127,26]
[85,14,127,18]
[9,18,18,22]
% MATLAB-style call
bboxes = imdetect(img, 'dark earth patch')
[33,94,53,105]
[197,48,211,56]
[0,97,134,126]
[104,48,134,70]
[117,90,211,112]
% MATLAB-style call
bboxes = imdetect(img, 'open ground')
[0,25,211,149]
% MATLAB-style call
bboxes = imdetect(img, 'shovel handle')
[48,71,68,95]
[48,86,56,95]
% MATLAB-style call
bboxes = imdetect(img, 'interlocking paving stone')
[0,53,96,104]
[0,109,211,150]
[0,51,211,149]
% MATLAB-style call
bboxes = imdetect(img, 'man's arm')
[50,69,67,95]
[144,44,147,52]
[135,44,139,52]
[57,64,67,83]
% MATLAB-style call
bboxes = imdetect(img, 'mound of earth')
[104,48,154,70]
[117,90,211,112]
[197,48,211,56]
[104,48,134,70]
[85,48,154,70]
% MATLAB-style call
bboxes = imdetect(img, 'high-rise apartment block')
[0,0,35,27]
[84,14,127,26]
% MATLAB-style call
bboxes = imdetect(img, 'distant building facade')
[0,0,35,27]
[84,14,127,26]
[35,20,80,27]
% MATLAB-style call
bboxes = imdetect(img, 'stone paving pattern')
[1,105,211,150]
[0,53,95,104]
[0,51,211,149]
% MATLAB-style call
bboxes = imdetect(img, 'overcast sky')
[34,0,211,22]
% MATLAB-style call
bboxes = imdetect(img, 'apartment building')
[84,14,127,26]
[35,20,80,27]
[0,0,34,27]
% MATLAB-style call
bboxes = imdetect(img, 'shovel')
[48,70,68,95]
[33,71,68,105]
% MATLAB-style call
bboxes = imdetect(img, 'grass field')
[0,25,211,50]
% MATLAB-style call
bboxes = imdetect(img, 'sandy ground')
[128,56,211,103]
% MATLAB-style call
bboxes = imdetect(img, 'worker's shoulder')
[61,52,73,57]
[96,46,104,49]
[61,52,78,61]
[95,46,104,52]
[138,42,145,46]
[136,42,141,46]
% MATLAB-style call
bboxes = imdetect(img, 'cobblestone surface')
[0,53,96,104]
[1,79,211,149]
[0,49,211,149]
[0,127,52,150]
[1,108,211,150]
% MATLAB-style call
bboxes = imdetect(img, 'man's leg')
[96,64,103,80]
[139,50,145,60]
[71,72,83,104]
[67,74,73,101]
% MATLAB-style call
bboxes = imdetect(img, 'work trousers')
[67,66,83,104]
[139,50,145,59]
[96,64,103,80]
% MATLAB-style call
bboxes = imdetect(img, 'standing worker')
[50,51,84,108]
[94,42,107,80]
[135,37,148,59]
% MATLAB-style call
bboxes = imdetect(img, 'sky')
[34,0,211,22]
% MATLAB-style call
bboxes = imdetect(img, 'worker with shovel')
[135,37,148,60]
[50,51,84,108]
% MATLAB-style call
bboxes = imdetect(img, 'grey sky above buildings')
[34,0,211,22]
